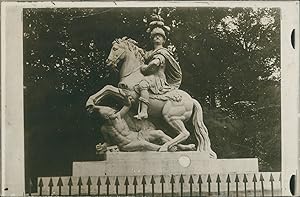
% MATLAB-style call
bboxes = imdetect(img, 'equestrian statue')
[86,12,217,159]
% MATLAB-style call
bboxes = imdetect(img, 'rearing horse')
[86,37,217,158]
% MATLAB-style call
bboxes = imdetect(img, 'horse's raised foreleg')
[86,85,126,108]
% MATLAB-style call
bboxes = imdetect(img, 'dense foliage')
[24,7,280,182]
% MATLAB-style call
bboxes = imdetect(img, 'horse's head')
[106,37,144,71]
[106,37,128,69]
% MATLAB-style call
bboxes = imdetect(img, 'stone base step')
[73,152,259,176]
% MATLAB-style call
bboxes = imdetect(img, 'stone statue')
[86,11,217,158]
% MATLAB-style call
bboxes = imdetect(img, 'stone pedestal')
[73,151,259,176]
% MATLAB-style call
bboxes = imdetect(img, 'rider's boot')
[134,96,149,119]
[138,96,149,119]
[135,80,150,120]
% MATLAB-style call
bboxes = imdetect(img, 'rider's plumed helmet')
[146,11,170,41]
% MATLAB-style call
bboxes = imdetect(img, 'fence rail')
[29,172,281,196]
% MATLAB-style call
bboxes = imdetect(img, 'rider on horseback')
[134,26,182,119]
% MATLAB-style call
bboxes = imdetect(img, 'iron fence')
[28,172,281,197]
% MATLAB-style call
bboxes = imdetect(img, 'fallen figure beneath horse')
[91,103,196,152]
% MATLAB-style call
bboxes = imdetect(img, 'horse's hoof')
[134,114,142,120]
[189,144,196,151]
[134,113,148,120]
[169,146,177,152]
[158,146,168,152]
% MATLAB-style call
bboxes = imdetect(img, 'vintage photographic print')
[1,1,299,196]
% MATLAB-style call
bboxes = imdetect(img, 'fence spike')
[170,175,175,197]
[77,177,83,195]
[48,178,53,196]
[243,174,248,197]
[142,176,146,197]
[259,174,264,181]
[105,177,110,196]
[151,176,155,197]
[253,174,257,197]
[133,176,138,196]
[68,177,73,185]
[170,174,175,184]
[217,174,221,195]
[48,178,54,187]
[38,178,44,187]
[197,175,203,184]
[77,177,83,186]
[253,174,257,182]
[97,177,101,186]
[226,174,231,183]
[106,177,110,196]
[105,177,111,185]
[189,175,194,197]
[207,174,212,196]
[260,174,265,197]
[151,175,155,184]
[179,174,184,197]
[160,175,165,183]
[57,177,63,196]
[235,174,240,182]
[133,176,137,185]
[270,173,274,197]
[198,175,202,197]
[235,175,239,197]
[179,174,184,183]
[207,174,212,183]
[226,174,230,197]
[279,173,281,182]
[125,176,129,185]
[38,178,43,196]
[189,175,194,184]
[57,177,63,186]
[87,176,92,185]
[160,175,165,197]
[270,173,274,182]
[216,174,221,183]
[124,177,129,196]
[68,177,73,196]
[115,176,119,186]
[97,177,101,196]
[87,176,92,195]
[133,176,138,185]
[142,175,146,184]
[115,176,119,195]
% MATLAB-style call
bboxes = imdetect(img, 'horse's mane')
[113,37,145,63]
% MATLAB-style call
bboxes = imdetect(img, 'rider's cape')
[148,48,182,89]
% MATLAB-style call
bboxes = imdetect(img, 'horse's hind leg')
[159,118,191,152]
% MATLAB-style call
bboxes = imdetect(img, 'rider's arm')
[141,54,165,75]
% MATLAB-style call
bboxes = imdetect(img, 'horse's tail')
[192,99,217,159]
